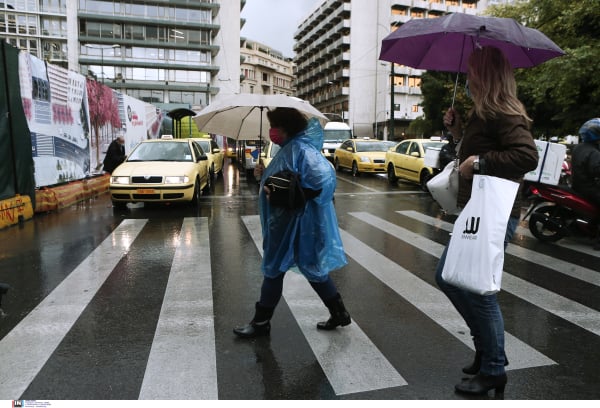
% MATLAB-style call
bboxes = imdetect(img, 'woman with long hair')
[439,46,539,396]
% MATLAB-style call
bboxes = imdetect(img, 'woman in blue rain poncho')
[233,107,350,338]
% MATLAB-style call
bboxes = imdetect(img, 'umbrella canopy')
[379,13,565,73]
[192,93,328,140]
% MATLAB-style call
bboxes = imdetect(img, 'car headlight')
[111,176,130,184]
[359,156,371,163]
[164,176,189,184]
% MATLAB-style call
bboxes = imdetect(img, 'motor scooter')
[522,182,599,243]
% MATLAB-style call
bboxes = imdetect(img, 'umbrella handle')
[451,72,459,109]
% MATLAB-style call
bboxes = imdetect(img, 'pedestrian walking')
[233,107,350,338]
[438,46,538,396]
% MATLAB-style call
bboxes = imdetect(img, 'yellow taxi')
[109,137,210,208]
[385,138,447,190]
[333,138,396,176]
[192,138,225,178]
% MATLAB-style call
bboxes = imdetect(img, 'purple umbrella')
[379,13,565,73]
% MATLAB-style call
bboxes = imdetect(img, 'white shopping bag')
[441,175,519,295]
[427,160,460,215]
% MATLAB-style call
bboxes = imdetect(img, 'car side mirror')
[346,147,353,152]
[198,154,208,161]
[410,151,420,158]
[212,148,220,153]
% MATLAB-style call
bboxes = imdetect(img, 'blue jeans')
[435,216,519,376]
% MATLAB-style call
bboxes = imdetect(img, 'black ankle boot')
[462,351,482,375]
[463,351,509,375]
[317,293,351,330]
[455,373,507,396]
[233,302,275,339]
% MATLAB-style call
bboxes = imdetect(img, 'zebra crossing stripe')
[353,211,600,337]
[139,218,217,400]
[397,210,600,286]
[242,215,407,395]
[0,219,148,400]
[338,227,555,371]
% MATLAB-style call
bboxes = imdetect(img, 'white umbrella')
[192,93,328,141]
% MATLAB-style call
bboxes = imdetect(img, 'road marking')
[0,219,148,400]
[242,215,407,395]
[139,218,217,400]
[398,210,600,287]
[339,225,555,371]
[352,211,600,337]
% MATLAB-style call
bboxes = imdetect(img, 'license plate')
[136,189,155,194]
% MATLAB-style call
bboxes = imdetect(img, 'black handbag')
[265,170,306,210]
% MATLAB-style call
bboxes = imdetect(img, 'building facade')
[294,0,495,139]
[240,38,295,96]
[1,0,243,112]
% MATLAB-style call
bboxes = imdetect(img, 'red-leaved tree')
[87,79,122,166]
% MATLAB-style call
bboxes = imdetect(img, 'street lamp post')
[84,44,119,84]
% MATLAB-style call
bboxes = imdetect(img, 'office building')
[1,0,243,112]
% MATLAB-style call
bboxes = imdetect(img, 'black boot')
[462,351,482,375]
[317,293,351,330]
[0,283,9,318]
[463,351,509,375]
[233,302,275,339]
[455,373,507,396]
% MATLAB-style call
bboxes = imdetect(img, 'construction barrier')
[34,174,110,213]
[0,194,34,230]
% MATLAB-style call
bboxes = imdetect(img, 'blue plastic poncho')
[259,118,347,282]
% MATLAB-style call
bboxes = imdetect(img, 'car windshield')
[127,142,193,162]
[197,141,210,153]
[422,141,447,150]
[355,141,394,152]
[323,129,351,142]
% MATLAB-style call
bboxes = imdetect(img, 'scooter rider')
[571,118,600,249]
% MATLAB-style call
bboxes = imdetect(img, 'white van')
[322,121,352,162]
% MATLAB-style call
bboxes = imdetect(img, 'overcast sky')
[241,0,323,58]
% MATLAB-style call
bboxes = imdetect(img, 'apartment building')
[240,38,295,96]
[294,0,495,139]
[1,0,242,112]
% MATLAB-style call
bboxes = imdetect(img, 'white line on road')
[397,210,600,287]
[242,215,407,395]
[139,218,217,400]
[0,219,148,400]
[339,226,555,372]
[352,211,600,337]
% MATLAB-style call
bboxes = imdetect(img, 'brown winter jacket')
[457,111,539,219]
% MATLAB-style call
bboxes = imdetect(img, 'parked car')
[192,138,225,179]
[385,138,447,190]
[109,136,210,208]
[334,138,395,176]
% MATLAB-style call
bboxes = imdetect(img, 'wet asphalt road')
[0,161,599,400]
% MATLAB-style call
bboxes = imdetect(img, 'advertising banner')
[19,53,91,187]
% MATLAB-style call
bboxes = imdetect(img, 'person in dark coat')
[102,136,126,174]
[438,132,458,168]
[570,118,600,249]
[439,46,539,396]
